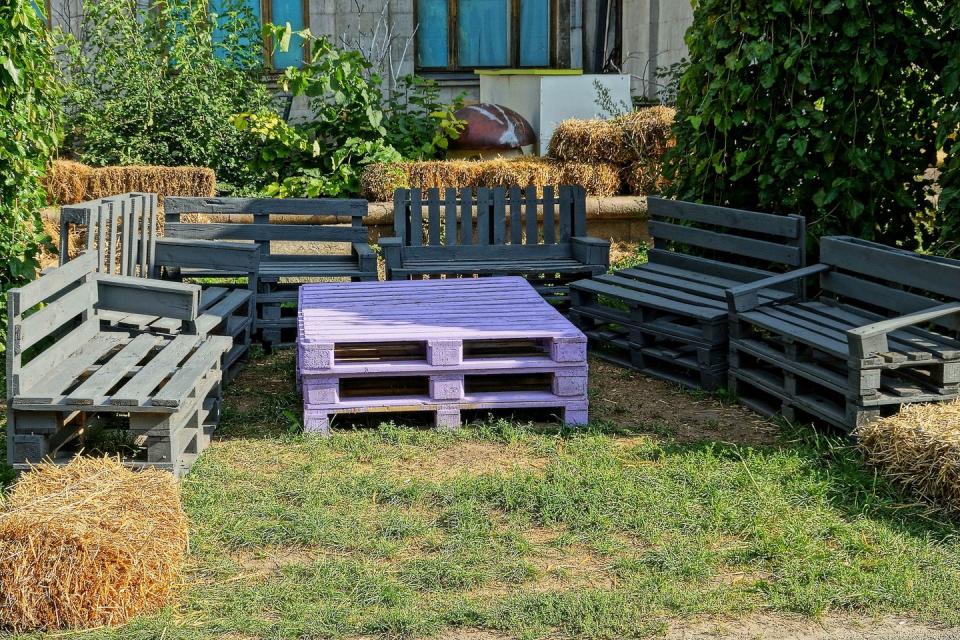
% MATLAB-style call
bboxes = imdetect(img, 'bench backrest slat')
[647,197,806,280]
[820,237,960,317]
[63,193,159,278]
[164,196,367,217]
[7,251,100,397]
[163,222,366,244]
[393,185,587,249]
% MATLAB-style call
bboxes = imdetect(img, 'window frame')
[259,0,311,70]
[414,0,560,72]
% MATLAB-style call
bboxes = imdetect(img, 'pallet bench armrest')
[379,237,403,277]
[571,236,610,268]
[847,302,960,359]
[154,238,260,274]
[96,274,201,322]
[726,264,830,313]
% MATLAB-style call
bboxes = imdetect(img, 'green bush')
[664,0,940,246]
[936,4,960,255]
[234,27,463,198]
[57,0,273,194]
[0,0,61,350]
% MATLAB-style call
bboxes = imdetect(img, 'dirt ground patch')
[664,613,957,639]
[588,358,778,446]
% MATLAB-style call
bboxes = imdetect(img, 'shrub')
[57,0,272,195]
[0,0,61,350]
[234,27,464,198]
[936,4,960,255]
[664,0,940,246]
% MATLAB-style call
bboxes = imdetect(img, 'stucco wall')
[622,0,693,100]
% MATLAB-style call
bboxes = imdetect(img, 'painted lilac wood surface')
[297,277,590,432]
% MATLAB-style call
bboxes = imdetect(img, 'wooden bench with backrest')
[379,186,610,305]
[7,251,231,476]
[60,193,259,381]
[569,197,806,390]
[163,196,376,348]
[726,236,960,430]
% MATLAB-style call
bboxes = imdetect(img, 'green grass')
[4,348,960,639]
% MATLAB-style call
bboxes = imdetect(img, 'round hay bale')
[623,160,669,196]
[0,457,189,632]
[855,400,960,513]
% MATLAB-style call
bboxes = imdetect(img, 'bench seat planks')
[297,277,589,432]
[727,236,960,430]
[570,198,806,391]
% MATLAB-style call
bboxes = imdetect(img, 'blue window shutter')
[271,0,306,69]
[458,0,509,67]
[417,0,449,67]
[519,0,549,66]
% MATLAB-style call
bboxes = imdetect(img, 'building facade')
[44,0,692,105]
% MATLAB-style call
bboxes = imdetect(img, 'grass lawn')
[4,347,960,639]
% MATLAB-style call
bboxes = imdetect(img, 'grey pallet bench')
[7,251,231,477]
[569,197,806,390]
[380,186,610,306]
[727,236,960,430]
[60,193,259,382]
[164,196,376,349]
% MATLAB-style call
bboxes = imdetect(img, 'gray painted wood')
[649,221,803,266]
[164,196,367,217]
[165,222,366,243]
[111,334,200,406]
[648,197,803,238]
[97,274,200,322]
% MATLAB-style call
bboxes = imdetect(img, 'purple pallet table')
[297,276,589,433]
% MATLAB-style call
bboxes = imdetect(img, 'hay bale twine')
[855,400,960,513]
[0,457,189,632]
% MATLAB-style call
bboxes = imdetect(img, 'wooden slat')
[410,188,423,246]
[648,250,780,285]
[153,336,230,407]
[544,186,557,244]
[97,275,199,321]
[427,188,441,246]
[196,289,251,334]
[648,197,804,238]
[459,188,472,245]
[524,186,538,244]
[154,238,260,273]
[509,187,522,245]
[403,243,574,261]
[16,280,97,353]
[164,223,365,243]
[16,324,107,400]
[66,333,160,404]
[821,236,960,301]
[108,199,119,276]
[820,272,947,322]
[557,185,571,242]
[111,335,201,405]
[394,189,408,244]
[492,187,506,244]
[476,188,490,245]
[649,221,803,266]
[11,251,97,315]
[571,186,587,237]
[444,188,457,246]
[163,196,367,217]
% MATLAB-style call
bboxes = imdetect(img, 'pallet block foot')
[304,412,331,435]
[435,409,461,430]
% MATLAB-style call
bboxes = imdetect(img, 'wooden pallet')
[568,198,806,392]
[164,196,377,350]
[380,186,609,307]
[726,236,960,430]
[297,277,589,432]
[60,193,258,382]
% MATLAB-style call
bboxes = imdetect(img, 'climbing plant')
[0,0,61,349]
[664,0,940,247]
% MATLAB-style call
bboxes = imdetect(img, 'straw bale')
[86,165,216,201]
[856,400,960,513]
[0,457,189,631]
[623,160,669,196]
[547,106,676,165]
[43,160,93,205]
[360,157,622,201]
